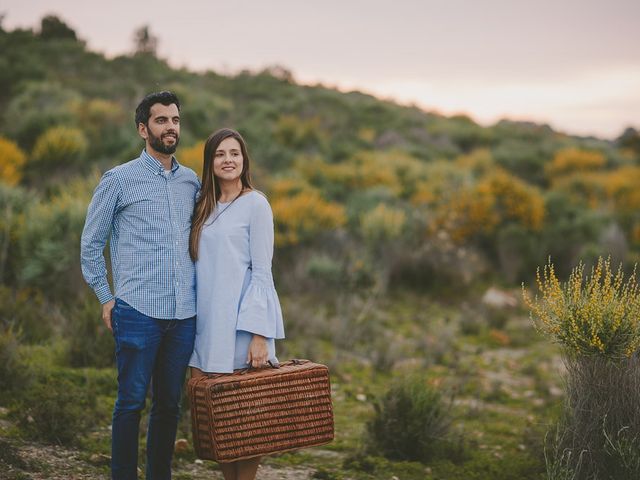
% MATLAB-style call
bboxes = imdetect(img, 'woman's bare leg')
[219,462,237,480]
[236,457,261,480]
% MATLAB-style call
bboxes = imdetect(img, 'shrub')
[524,257,640,479]
[0,286,54,343]
[0,328,22,404]
[367,375,453,462]
[0,137,26,186]
[179,140,204,176]
[430,168,545,244]
[0,183,32,284]
[17,189,87,297]
[274,114,327,151]
[523,256,640,357]
[271,189,346,247]
[15,373,96,445]
[65,294,115,368]
[545,148,606,179]
[360,203,406,243]
[70,98,130,157]
[306,255,344,289]
[558,355,640,478]
[4,81,79,149]
[31,125,88,167]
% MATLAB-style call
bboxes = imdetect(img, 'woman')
[189,128,285,480]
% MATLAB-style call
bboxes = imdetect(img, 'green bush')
[4,81,79,149]
[0,328,23,404]
[306,255,344,288]
[14,372,97,445]
[367,375,456,462]
[0,286,54,343]
[0,183,32,285]
[17,189,87,297]
[65,294,114,368]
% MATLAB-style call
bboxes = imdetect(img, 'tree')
[617,127,640,157]
[133,25,158,56]
[40,15,77,41]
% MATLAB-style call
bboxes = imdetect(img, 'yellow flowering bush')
[31,125,88,165]
[0,137,26,185]
[179,141,205,176]
[70,98,126,143]
[480,169,545,230]
[271,189,346,247]
[603,165,640,213]
[411,160,469,206]
[545,147,606,178]
[294,151,427,198]
[433,186,499,243]
[268,177,312,198]
[428,168,545,243]
[523,257,640,358]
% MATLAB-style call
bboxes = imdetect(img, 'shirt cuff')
[94,284,114,304]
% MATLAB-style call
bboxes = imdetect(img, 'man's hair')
[134,91,180,127]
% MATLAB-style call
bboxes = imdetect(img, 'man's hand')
[247,335,269,368]
[102,299,115,332]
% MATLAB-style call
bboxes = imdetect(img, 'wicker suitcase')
[188,359,334,462]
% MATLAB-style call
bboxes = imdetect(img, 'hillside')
[2,15,640,480]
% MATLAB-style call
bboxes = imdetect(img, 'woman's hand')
[247,334,269,368]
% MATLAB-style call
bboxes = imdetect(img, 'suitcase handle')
[235,360,281,375]
[200,359,311,379]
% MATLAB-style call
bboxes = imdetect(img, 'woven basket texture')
[189,359,334,462]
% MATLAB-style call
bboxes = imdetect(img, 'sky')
[3,0,639,139]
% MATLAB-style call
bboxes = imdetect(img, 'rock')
[89,453,111,466]
[174,438,189,454]
[482,287,518,309]
[549,386,563,397]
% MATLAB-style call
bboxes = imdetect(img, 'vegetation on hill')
[1,14,640,479]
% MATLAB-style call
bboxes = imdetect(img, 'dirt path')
[0,437,317,480]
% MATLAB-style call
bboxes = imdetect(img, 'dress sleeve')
[236,194,285,339]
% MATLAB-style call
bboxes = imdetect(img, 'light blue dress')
[189,190,285,373]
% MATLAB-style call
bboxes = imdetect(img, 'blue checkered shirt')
[80,149,199,319]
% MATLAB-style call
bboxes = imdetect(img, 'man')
[81,91,199,480]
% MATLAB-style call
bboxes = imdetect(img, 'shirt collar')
[140,149,180,175]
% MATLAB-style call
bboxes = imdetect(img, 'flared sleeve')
[236,193,285,339]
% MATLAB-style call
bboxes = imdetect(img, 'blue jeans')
[111,298,196,480]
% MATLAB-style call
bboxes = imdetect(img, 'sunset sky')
[4,0,639,139]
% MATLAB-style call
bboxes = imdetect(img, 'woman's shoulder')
[243,189,271,210]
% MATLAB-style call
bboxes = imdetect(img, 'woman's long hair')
[189,128,253,261]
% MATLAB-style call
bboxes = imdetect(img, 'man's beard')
[148,129,179,155]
